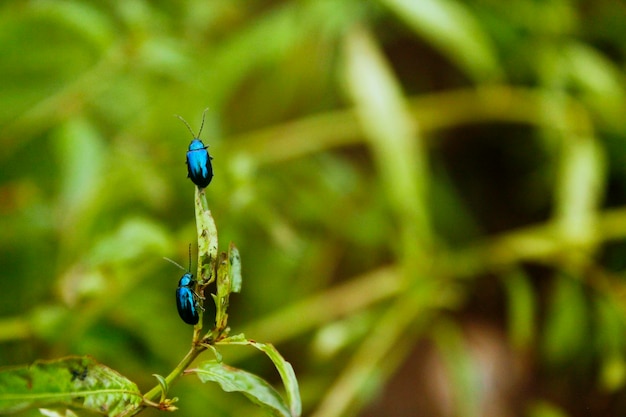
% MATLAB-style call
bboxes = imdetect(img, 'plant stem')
[142,343,207,405]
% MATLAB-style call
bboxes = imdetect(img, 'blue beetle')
[176,109,213,188]
[165,247,202,325]
[176,272,200,325]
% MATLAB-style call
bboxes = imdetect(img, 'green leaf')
[190,361,291,417]
[502,269,536,350]
[0,356,142,416]
[595,298,626,391]
[217,337,301,417]
[229,243,242,293]
[151,374,168,403]
[553,133,605,245]
[246,342,301,417]
[53,118,106,226]
[542,274,588,365]
[195,187,219,284]
[224,333,247,343]
[32,0,115,50]
[342,26,432,263]
[380,0,502,81]
[214,252,231,333]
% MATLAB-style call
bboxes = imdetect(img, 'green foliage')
[1,0,626,416]
[0,187,300,416]
[192,360,291,417]
[0,357,142,415]
[189,337,301,417]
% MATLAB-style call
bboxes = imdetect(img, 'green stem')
[142,343,207,403]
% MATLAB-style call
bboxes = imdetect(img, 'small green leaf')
[0,356,142,416]
[223,333,247,343]
[190,361,291,417]
[216,252,231,302]
[206,344,224,363]
[229,243,242,293]
[195,187,219,284]
[214,252,231,333]
[151,374,168,403]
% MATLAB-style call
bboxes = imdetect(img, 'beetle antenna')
[187,243,192,273]
[197,108,209,139]
[175,108,209,139]
[174,114,196,138]
[163,257,186,271]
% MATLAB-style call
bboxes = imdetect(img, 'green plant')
[1,1,626,416]
[0,188,301,417]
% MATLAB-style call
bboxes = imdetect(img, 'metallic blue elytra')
[176,110,214,189]
[186,139,213,188]
[176,272,199,325]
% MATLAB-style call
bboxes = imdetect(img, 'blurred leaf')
[206,3,307,108]
[312,311,374,359]
[0,3,114,146]
[595,297,626,391]
[136,36,191,77]
[433,320,481,417]
[595,296,625,356]
[190,360,292,417]
[600,353,626,392]
[564,42,624,99]
[542,274,588,366]
[342,25,431,265]
[564,42,626,127]
[503,268,536,351]
[53,118,106,230]
[32,0,115,50]
[29,305,71,343]
[380,0,502,81]
[526,400,569,417]
[0,356,142,416]
[553,134,605,245]
[88,217,172,266]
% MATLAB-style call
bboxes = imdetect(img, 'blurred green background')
[1,0,626,416]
